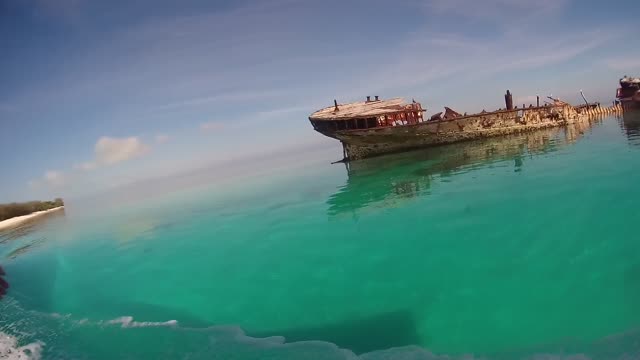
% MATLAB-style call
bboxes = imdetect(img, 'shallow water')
[2,114,640,359]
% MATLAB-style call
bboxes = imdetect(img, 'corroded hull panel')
[335,105,585,160]
[328,115,601,216]
[621,99,640,113]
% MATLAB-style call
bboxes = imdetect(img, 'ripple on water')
[2,116,640,359]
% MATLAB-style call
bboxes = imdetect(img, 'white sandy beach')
[0,206,64,231]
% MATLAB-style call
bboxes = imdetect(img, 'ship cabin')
[617,76,640,99]
[308,97,425,138]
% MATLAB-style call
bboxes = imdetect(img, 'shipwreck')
[327,115,600,217]
[308,91,618,161]
[617,76,640,112]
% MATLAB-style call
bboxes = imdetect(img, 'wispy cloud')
[500,36,609,71]
[425,0,568,22]
[251,106,309,122]
[73,161,97,171]
[4,0,630,201]
[604,57,640,71]
[29,170,66,189]
[5,0,612,120]
[200,122,225,131]
[155,134,170,144]
[44,170,65,186]
[352,26,616,101]
[158,90,285,111]
[197,105,310,132]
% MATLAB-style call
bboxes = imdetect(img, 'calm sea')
[2,113,640,360]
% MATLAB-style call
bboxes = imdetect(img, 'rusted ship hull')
[328,115,600,217]
[618,90,640,112]
[617,76,640,112]
[308,93,622,161]
[335,105,582,160]
[620,97,640,112]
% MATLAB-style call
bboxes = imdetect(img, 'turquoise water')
[2,114,640,359]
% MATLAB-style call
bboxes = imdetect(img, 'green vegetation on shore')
[0,198,64,222]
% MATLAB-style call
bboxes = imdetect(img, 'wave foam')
[3,306,639,360]
[0,332,42,360]
[104,316,178,328]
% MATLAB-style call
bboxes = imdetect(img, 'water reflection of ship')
[621,110,640,145]
[327,116,600,217]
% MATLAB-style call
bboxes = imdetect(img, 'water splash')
[0,332,42,360]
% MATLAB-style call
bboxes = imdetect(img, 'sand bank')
[0,206,64,231]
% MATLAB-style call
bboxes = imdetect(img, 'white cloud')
[155,134,170,143]
[28,136,155,194]
[75,136,150,171]
[95,136,150,165]
[4,0,619,131]
[44,170,65,186]
[29,170,66,189]
[74,161,97,171]
[200,122,225,131]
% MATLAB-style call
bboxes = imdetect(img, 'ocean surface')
[2,113,640,360]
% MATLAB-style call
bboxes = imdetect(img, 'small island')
[0,198,65,231]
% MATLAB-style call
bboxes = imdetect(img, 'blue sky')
[1,0,639,202]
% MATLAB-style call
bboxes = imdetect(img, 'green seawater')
[2,114,640,359]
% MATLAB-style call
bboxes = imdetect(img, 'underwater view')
[3,113,640,359]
